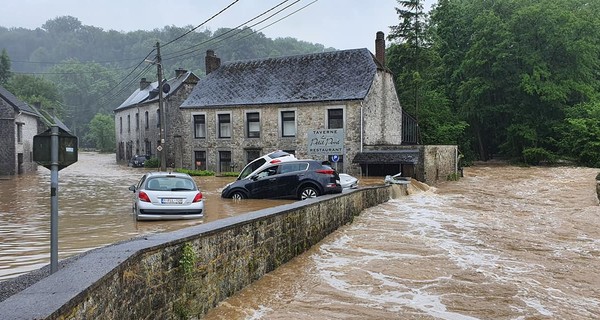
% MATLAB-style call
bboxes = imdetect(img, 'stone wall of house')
[422,145,459,184]
[115,81,197,163]
[0,99,16,175]
[14,112,39,174]
[0,186,397,319]
[362,70,402,146]
[175,100,365,175]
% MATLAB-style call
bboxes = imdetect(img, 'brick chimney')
[205,50,221,75]
[140,78,151,90]
[175,68,187,77]
[375,31,385,66]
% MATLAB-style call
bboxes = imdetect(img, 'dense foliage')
[2,3,599,167]
[388,0,600,166]
[0,16,332,148]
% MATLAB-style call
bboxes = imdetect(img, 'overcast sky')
[2,0,436,52]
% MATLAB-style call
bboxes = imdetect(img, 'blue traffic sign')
[331,155,339,163]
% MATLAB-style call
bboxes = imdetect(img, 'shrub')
[522,147,555,165]
[174,168,215,176]
[143,157,160,168]
[219,171,239,177]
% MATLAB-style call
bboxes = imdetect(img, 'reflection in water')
[0,152,295,281]
[203,165,600,319]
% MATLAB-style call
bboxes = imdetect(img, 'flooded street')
[0,152,293,281]
[203,165,600,319]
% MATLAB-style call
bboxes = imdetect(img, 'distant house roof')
[0,85,40,117]
[114,71,198,111]
[180,48,381,108]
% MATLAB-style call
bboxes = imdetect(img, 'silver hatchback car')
[129,172,204,221]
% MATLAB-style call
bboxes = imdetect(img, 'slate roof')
[114,71,197,111]
[0,85,40,117]
[352,150,420,164]
[180,48,380,108]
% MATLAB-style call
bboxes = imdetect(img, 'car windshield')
[145,177,195,191]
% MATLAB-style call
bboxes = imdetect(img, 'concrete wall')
[422,145,459,184]
[0,186,397,319]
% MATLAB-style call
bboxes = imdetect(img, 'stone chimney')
[205,50,221,75]
[375,31,385,66]
[140,78,151,90]
[175,68,187,77]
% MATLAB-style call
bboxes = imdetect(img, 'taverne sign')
[307,129,344,155]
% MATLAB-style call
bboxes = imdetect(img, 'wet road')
[202,165,600,319]
[0,152,296,281]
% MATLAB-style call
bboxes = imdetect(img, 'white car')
[129,172,204,221]
[339,173,359,189]
[236,150,297,180]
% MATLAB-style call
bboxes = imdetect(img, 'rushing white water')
[204,165,600,319]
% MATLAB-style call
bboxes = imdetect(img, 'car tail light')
[316,169,335,175]
[270,159,282,164]
[139,191,151,202]
[193,192,203,203]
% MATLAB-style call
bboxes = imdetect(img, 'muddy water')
[0,152,294,281]
[203,165,600,319]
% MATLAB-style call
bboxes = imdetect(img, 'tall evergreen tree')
[0,49,11,85]
[388,0,428,143]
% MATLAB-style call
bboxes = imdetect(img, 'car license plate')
[161,198,184,204]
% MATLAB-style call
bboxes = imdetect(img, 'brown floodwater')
[202,164,600,319]
[0,152,299,281]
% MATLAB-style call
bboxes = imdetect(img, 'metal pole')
[156,42,166,172]
[50,125,59,273]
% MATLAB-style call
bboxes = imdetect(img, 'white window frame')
[217,112,232,138]
[192,113,207,139]
[327,106,345,129]
[245,110,261,138]
[280,109,297,138]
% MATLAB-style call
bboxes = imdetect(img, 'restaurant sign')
[307,129,344,155]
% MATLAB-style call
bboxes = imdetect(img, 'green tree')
[86,113,115,152]
[0,49,10,85]
[6,74,63,115]
[47,60,121,139]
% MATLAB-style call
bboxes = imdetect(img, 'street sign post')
[33,125,78,273]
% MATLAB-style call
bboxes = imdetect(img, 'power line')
[161,0,294,60]
[212,0,318,51]
[162,0,241,48]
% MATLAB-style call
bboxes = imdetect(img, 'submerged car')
[236,150,296,180]
[339,173,359,189]
[222,160,342,200]
[128,155,148,168]
[129,172,204,221]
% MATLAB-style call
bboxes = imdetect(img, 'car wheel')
[299,186,319,200]
[231,190,246,200]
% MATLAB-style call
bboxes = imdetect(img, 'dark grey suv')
[221,160,342,200]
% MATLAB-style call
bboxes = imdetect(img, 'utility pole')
[156,42,167,171]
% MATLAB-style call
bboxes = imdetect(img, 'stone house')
[113,69,199,162]
[174,37,406,176]
[0,85,43,175]
[115,32,459,184]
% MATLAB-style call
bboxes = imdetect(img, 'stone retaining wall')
[0,185,395,319]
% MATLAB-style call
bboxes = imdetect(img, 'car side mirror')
[129,185,136,192]
[251,175,259,181]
